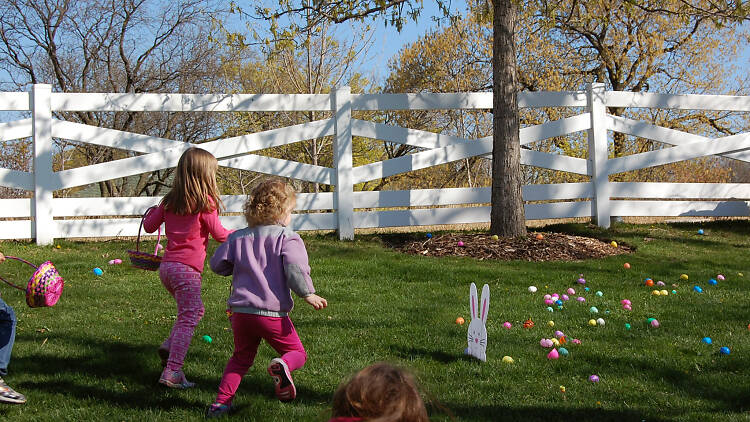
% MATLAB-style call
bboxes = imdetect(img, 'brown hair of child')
[161,147,224,215]
[244,178,296,227]
[331,362,429,422]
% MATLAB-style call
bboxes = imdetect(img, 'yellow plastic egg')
[588,319,597,326]
[660,290,668,296]
[502,356,514,364]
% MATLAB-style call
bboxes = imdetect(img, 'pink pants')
[159,261,205,372]
[215,313,307,405]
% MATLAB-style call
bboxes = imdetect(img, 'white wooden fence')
[0,83,749,245]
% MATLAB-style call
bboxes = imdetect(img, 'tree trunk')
[490,0,526,238]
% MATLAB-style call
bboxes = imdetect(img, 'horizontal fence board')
[52,93,333,112]
[607,133,750,174]
[518,91,588,107]
[0,92,30,111]
[354,188,490,208]
[220,155,333,185]
[0,168,33,191]
[607,115,750,163]
[53,197,163,217]
[611,200,750,217]
[203,119,335,158]
[521,149,590,175]
[523,183,593,201]
[0,198,31,217]
[351,119,474,148]
[520,114,590,145]
[611,182,750,199]
[354,206,491,228]
[290,212,337,231]
[353,139,493,183]
[0,118,32,141]
[0,220,32,239]
[525,201,593,220]
[605,91,750,111]
[53,120,184,153]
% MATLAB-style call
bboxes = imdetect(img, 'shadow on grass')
[11,332,332,411]
[442,403,666,422]
[390,344,464,364]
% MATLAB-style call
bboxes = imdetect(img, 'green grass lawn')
[0,220,748,421]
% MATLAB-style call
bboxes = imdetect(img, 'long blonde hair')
[244,178,296,227]
[161,147,223,215]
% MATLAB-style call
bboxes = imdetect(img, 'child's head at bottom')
[331,362,429,422]
[244,178,297,227]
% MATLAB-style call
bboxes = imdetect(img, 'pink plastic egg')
[567,288,576,295]
[576,297,586,302]
[503,321,512,329]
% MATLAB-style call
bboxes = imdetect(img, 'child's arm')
[202,208,233,242]
[282,234,327,309]
[209,237,234,276]
[142,205,164,233]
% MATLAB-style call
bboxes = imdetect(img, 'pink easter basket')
[0,256,64,308]
[127,206,163,271]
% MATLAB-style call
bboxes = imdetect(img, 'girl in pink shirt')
[143,147,232,389]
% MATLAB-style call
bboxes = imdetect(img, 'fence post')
[333,86,354,240]
[586,83,611,229]
[31,84,55,245]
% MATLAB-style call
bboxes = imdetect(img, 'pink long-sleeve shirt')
[143,203,232,273]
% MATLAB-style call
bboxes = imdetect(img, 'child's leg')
[264,316,307,371]
[158,261,205,372]
[0,298,17,377]
[214,313,262,405]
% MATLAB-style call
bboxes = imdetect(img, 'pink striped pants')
[159,261,205,372]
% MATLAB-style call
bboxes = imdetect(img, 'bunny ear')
[469,283,478,319]
[480,284,490,324]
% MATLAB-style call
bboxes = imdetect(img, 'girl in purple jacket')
[207,178,327,418]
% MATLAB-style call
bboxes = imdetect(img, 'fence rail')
[0,83,748,244]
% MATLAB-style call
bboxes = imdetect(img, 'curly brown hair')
[244,178,296,227]
[331,362,429,422]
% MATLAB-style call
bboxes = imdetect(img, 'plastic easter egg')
[624,323,631,330]
[577,297,586,302]
[547,348,559,359]
[652,290,661,296]
[701,337,712,344]
[551,293,559,299]
[559,336,567,344]
[114,258,122,264]
[502,355,514,364]
[491,235,499,240]
[554,330,564,338]
[595,291,603,297]
[740,273,744,277]
[535,233,544,240]
[558,347,569,356]
[717,274,725,281]
[567,288,576,295]
[584,287,590,292]
[719,346,730,355]
[650,319,660,328]
[544,294,552,300]
[561,294,569,301]
[747,323,750,331]
[589,374,600,383]
[680,274,689,280]
[426,233,433,238]
[528,286,538,293]
[545,299,554,305]
[588,319,597,326]
[623,262,631,269]
[457,241,464,247]
[596,318,605,326]
[540,338,553,348]
[547,307,554,312]
[589,306,599,314]
[708,279,717,286]
[551,338,560,347]
[202,335,212,344]
[698,229,704,235]
[547,320,555,327]
[610,241,617,248]
[456,317,465,325]
[660,290,668,296]
[559,385,566,393]
[671,290,677,295]
[623,304,632,311]
[555,300,563,306]
[108,259,116,265]
[645,279,654,287]
[93,267,103,276]
[503,321,512,329]
[620,299,631,305]
[572,338,581,344]
[656,281,665,286]
[693,285,703,293]
[577,278,586,285]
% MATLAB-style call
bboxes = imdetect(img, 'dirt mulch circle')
[393,232,633,262]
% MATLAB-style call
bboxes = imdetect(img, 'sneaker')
[205,402,232,418]
[158,347,169,368]
[267,358,296,402]
[159,368,196,389]
[0,377,26,404]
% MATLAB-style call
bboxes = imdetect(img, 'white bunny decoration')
[466,282,490,361]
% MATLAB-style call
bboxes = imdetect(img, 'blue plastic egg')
[93,267,103,276]
[719,346,730,355]
[555,300,563,306]
[702,337,712,344]
[426,233,433,239]
[708,279,717,285]
[693,285,703,293]
[698,229,704,235]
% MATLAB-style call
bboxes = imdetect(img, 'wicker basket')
[0,256,64,308]
[127,206,163,271]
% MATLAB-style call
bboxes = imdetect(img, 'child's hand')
[304,294,327,310]
[0,252,5,263]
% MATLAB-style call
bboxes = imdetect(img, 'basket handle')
[0,256,38,292]
[137,206,162,255]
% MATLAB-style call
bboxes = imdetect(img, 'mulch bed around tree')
[392,231,633,262]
